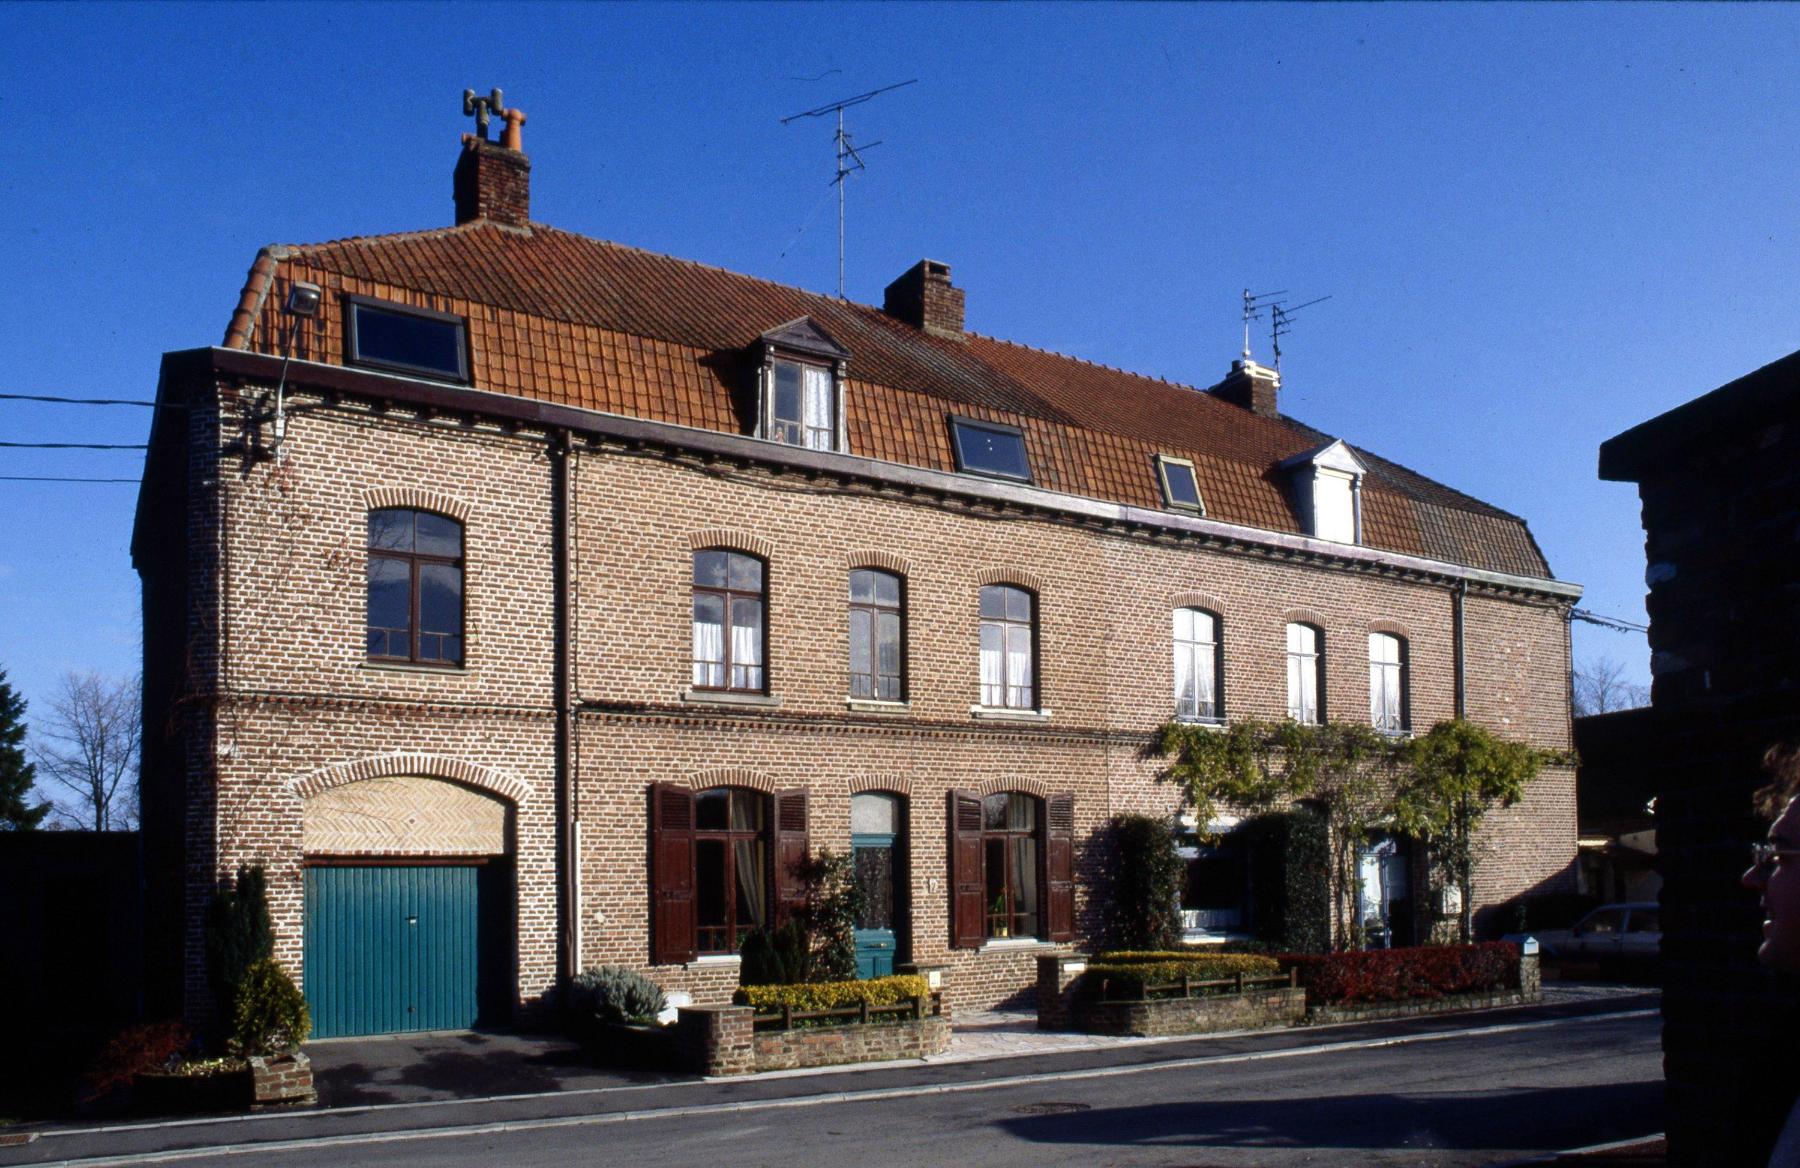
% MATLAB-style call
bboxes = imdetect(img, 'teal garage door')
[304,864,509,1038]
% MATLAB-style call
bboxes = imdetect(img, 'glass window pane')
[849,570,876,604]
[415,512,462,558]
[854,846,895,930]
[983,793,1008,831]
[1005,587,1032,623]
[731,790,765,833]
[694,551,728,588]
[418,563,462,636]
[1014,836,1039,937]
[985,838,1008,935]
[729,554,763,593]
[1173,608,1194,642]
[1288,623,1315,654]
[772,363,802,425]
[695,789,730,832]
[877,612,902,678]
[1006,624,1033,707]
[692,593,725,686]
[849,607,873,690]
[1162,460,1201,508]
[368,557,410,646]
[979,586,1007,620]
[980,622,1004,706]
[874,572,901,606]
[1007,793,1035,831]
[369,509,412,552]
[1191,611,1215,644]
[352,303,465,379]
[851,792,899,835]
[696,839,727,928]
[953,421,1031,480]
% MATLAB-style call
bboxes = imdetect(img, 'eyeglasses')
[1750,843,1800,874]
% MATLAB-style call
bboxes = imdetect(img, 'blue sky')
[4,1,1797,766]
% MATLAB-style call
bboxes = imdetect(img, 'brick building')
[135,111,1580,1035]
[1600,351,1800,1167]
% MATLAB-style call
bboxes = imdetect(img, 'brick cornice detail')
[688,767,776,793]
[973,776,1052,799]
[292,753,530,805]
[1170,590,1226,614]
[975,567,1045,593]
[1280,607,1327,628]
[845,550,911,577]
[688,529,777,561]
[849,774,913,796]
[363,487,471,522]
[1366,618,1412,639]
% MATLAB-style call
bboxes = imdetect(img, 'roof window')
[345,296,470,383]
[1156,455,1205,514]
[949,417,1032,482]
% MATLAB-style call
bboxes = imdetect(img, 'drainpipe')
[550,429,577,986]
[1453,579,1467,720]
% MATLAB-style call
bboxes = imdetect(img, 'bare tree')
[1572,656,1650,717]
[31,672,140,831]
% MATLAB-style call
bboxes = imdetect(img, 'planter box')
[675,1005,951,1076]
[1304,986,1539,1025]
[1074,986,1307,1037]
[248,1052,316,1107]
[133,1068,253,1115]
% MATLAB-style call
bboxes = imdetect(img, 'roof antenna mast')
[1241,289,1284,362]
[782,79,917,299]
[1269,293,1332,375]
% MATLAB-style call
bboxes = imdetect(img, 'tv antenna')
[782,79,917,298]
[1241,289,1284,361]
[1269,294,1331,375]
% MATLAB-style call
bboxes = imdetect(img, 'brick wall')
[146,372,1578,1025]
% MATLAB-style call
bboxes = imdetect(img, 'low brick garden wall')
[1037,954,1305,1037]
[674,1005,950,1075]
[1302,952,1541,1025]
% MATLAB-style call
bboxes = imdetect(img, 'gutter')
[185,347,1584,603]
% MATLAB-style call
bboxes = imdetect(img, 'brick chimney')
[883,260,965,341]
[454,108,530,228]
[1209,359,1280,417]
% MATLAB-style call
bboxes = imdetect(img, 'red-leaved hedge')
[1278,942,1520,1005]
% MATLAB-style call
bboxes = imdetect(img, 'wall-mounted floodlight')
[284,282,323,318]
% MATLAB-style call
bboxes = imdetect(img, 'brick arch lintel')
[845,550,911,577]
[687,767,777,794]
[975,567,1045,593]
[1170,590,1227,615]
[1280,608,1328,629]
[972,776,1052,800]
[1366,618,1412,640]
[688,529,777,562]
[362,487,471,523]
[292,753,529,805]
[849,774,913,797]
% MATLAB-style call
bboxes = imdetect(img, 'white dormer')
[756,318,851,453]
[1282,439,1368,544]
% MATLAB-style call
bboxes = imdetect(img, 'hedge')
[1279,941,1520,1005]
[734,974,931,1014]
[1085,952,1282,998]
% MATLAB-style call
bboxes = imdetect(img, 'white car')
[1536,902,1661,966]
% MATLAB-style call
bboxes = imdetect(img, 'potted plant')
[990,894,1010,938]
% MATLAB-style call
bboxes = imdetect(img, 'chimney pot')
[454,124,531,228]
[883,259,965,341]
[1209,358,1280,417]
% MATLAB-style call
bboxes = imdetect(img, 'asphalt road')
[8,1004,1661,1168]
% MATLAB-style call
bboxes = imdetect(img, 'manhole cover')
[1013,1101,1092,1116]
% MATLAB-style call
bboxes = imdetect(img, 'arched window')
[1369,632,1408,734]
[693,787,770,955]
[1173,608,1223,722]
[692,550,766,692]
[367,508,464,665]
[1286,622,1323,724]
[849,570,905,701]
[649,783,809,965]
[982,792,1040,939]
[979,584,1036,709]
[948,789,1075,948]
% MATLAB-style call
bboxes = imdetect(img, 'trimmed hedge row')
[1085,952,1283,998]
[735,974,931,1013]
[1279,942,1520,1005]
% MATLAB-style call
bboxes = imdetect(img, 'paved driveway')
[304,1029,684,1107]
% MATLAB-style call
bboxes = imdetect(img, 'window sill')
[969,706,1052,723]
[681,689,783,709]
[845,698,911,715]
[361,661,469,676]
[1173,716,1227,731]
[977,938,1061,954]
[687,954,742,969]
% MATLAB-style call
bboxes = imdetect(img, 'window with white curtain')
[1286,622,1323,724]
[768,358,837,451]
[1369,632,1408,734]
[692,549,766,692]
[1173,608,1221,721]
[979,585,1036,709]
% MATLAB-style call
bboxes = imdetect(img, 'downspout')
[1452,579,1471,941]
[550,429,577,986]
[1453,579,1467,720]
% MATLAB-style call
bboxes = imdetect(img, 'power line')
[1571,608,1649,635]
[0,392,177,408]
[0,442,147,450]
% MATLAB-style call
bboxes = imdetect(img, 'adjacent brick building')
[1600,352,1800,1167]
[135,111,1580,1035]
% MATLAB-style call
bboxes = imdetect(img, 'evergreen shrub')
[1084,952,1281,998]
[567,966,667,1026]
[1100,814,1185,951]
[230,959,310,1055]
[734,974,930,1017]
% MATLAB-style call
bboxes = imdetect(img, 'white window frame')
[1369,632,1407,735]
[1286,622,1322,724]
[1173,607,1222,722]
[762,356,844,453]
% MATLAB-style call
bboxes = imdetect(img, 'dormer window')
[1281,439,1367,544]
[1156,455,1204,514]
[758,317,850,453]
[345,296,469,383]
[949,417,1032,482]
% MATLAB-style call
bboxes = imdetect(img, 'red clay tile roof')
[231,220,1554,579]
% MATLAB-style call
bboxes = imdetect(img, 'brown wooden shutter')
[1045,793,1076,943]
[650,783,697,965]
[773,789,809,928]
[949,789,985,949]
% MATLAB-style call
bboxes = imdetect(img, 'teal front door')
[304,864,508,1038]
[852,833,898,979]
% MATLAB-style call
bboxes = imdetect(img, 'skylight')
[949,417,1032,482]
[1156,455,1204,514]
[345,297,470,383]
